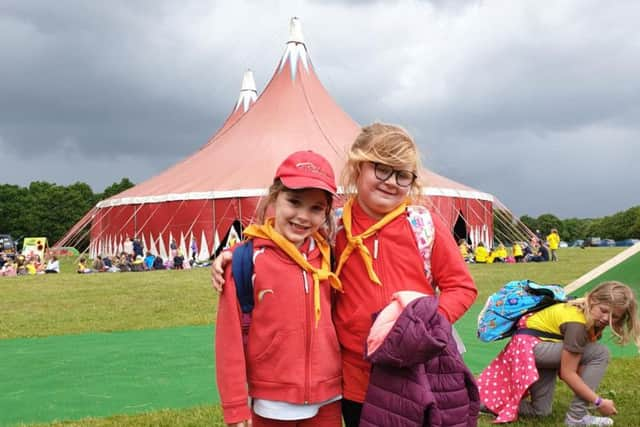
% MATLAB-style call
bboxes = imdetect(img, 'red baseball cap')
[275,150,337,194]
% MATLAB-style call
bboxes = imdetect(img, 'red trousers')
[252,401,342,427]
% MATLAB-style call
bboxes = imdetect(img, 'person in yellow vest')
[474,242,489,263]
[458,239,473,263]
[512,241,524,263]
[546,229,561,261]
[26,258,37,275]
[77,257,92,274]
[490,243,508,263]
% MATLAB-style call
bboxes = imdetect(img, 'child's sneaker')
[565,414,614,426]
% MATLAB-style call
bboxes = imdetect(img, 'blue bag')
[477,279,568,342]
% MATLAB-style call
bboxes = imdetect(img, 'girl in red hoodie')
[334,123,477,426]
[215,151,343,427]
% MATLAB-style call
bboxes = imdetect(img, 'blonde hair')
[568,281,640,348]
[254,179,336,240]
[340,122,425,202]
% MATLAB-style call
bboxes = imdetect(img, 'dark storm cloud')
[0,1,232,159]
[1,1,639,218]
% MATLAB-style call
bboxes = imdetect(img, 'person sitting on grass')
[474,242,489,263]
[458,239,474,263]
[143,251,155,270]
[512,241,524,263]
[92,255,105,272]
[77,257,93,274]
[132,255,145,272]
[478,281,640,426]
[1,260,17,277]
[152,255,165,270]
[44,255,60,274]
[173,250,185,270]
[527,240,550,262]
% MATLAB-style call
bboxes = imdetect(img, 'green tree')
[561,218,590,242]
[598,207,640,240]
[536,214,563,237]
[520,215,538,233]
[0,184,30,240]
[98,178,135,201]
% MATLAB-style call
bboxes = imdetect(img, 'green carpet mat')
[570,251,640,295]
[0,325,218,426]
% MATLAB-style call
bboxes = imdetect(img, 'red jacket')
[333,201,477,402]
[215,237,342,424]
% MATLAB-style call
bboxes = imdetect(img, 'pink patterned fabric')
[407,206,434,284]
[477,317,540,423]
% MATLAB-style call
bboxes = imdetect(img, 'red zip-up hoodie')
[333,201,477,403]
[215,237,342,424]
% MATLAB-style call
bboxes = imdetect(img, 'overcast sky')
[2,0,639,219]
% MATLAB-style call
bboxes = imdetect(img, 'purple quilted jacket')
[360,297,480,427]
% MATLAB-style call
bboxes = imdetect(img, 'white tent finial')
[240,69,257,93]
[288,17,305,45]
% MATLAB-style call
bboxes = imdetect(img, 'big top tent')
[57,18,531,260]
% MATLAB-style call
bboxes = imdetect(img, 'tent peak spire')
[279,17,310,80]
[288,17,305,45]
[235,69,257,112]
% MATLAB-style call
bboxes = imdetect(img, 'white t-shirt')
[252,395,341,421]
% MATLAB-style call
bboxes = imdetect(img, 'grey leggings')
[518,341,610,419]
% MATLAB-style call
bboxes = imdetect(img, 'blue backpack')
[477,279,568,342]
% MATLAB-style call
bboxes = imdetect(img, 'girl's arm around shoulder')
[215,263,252,424]
[430,215,478,323]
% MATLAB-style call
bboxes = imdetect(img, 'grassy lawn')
[2,247,639,426]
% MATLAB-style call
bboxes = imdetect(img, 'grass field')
[1,247,638,426]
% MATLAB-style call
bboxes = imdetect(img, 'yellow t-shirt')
[526,303,587,350]
[547,232,560,250]
[474,246,488,263]
[26,263,37,275]
[459,244,469,258]
[512,243,523,257]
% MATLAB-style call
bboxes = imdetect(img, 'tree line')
[0,179,134,246]
[519,207,640,243]
[1,179,639,248]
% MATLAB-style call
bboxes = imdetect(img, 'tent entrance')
[453,213,468,243]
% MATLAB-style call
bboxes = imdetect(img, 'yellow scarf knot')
[335,197,408,286]
[243,219,342,327]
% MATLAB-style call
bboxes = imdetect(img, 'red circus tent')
[58,18,521,261]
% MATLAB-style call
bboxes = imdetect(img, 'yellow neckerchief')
[243,218,342,326]
[334,197,408,286]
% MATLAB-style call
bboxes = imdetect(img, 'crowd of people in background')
[0,235,210,276]
[458,228,562,264]
[0,252,61,276]
[75,236,209,274]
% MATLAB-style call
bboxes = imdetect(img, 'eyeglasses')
[371,162,417,187]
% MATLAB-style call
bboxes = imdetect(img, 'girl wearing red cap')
[216,151,343,427]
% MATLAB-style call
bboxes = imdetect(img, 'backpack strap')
[515,328,564,340]
[231,240,254,350]
[406,205,435,286]
[232,240,255,314]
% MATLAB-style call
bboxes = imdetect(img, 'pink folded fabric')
[366,291,430,356]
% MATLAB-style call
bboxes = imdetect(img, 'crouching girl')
[478,281,640,426]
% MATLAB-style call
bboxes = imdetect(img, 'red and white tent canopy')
[59,18,517,260]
